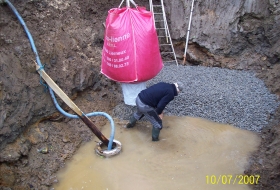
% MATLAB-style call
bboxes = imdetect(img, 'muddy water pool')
[52,116,260,190]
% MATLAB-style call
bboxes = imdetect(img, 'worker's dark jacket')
[138,82,178,115]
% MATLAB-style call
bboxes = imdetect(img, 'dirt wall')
[0,0,279,189]
[165,0,280,95]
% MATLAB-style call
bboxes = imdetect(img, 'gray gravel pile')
[113,64,280,132]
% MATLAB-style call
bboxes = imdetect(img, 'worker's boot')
[152,126,161,141]
[126,114,137,128]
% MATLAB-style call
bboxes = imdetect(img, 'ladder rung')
[161,52,173,54]
[155,20,164,22]
[158,35,170,38]
[153,5,162,7]
[163,60,176,63]
[154,13,163,15]
[160,44,172,46]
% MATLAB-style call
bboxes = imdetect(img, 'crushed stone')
[113,64,280,132]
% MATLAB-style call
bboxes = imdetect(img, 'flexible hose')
[4,0,114,150]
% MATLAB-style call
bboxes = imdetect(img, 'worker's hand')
[158,113,163,120]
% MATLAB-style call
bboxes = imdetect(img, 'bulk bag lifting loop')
[118,0,137,8]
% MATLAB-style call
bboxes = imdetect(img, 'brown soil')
[245,106,280,190]
[0,0,279,190]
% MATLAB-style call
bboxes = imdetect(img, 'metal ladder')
[150,0,178,66]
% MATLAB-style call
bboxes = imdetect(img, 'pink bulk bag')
[101,5,163,83]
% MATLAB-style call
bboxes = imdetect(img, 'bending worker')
[126,82,184,141]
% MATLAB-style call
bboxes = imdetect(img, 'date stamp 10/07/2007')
[206,175,260,185]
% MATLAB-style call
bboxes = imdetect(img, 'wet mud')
[52,116,260,190]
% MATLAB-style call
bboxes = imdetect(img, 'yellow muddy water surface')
[52,116,261,190]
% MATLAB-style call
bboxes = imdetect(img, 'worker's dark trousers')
[134,96,162,129]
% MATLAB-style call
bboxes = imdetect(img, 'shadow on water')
[52,116,260,190]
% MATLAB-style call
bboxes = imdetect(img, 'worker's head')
[174,82,184,93]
